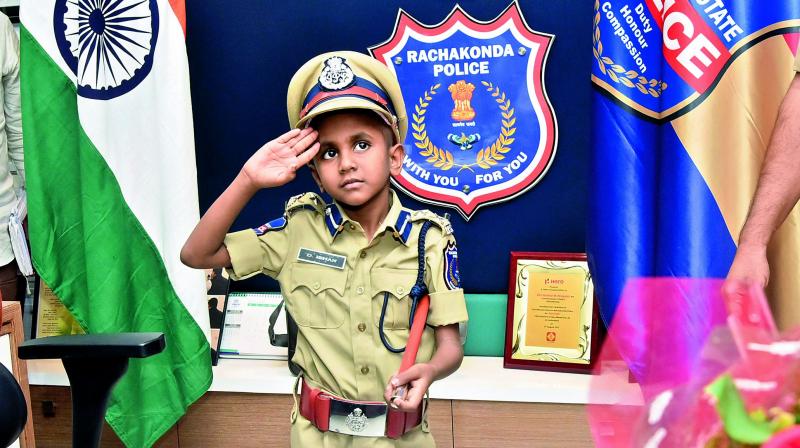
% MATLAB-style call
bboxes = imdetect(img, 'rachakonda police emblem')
[345,408,367,432]
[319,56,355,91]
[370,4,558,220]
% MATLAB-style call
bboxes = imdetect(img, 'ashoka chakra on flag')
[54,0,159,100]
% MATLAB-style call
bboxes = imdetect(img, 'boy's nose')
[338,151,356,173]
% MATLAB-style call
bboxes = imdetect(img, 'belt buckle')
[328,398,388,437]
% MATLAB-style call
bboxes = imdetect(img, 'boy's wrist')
[233,171,261,196]
[422,362,439,382]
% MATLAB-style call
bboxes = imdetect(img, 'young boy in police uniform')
[181,51,468,447]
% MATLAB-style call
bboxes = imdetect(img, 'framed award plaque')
[504,252,600,374]
[30,276,84,339]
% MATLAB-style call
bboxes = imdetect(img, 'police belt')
[300,380,422,438]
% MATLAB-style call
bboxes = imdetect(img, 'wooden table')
[26,356,639,447]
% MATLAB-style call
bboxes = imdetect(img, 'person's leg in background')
[14,274,25,301]
[0,260,19,301]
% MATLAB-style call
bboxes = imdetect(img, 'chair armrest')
[17,333,165,360]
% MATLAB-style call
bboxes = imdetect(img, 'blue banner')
[589,0,800,325]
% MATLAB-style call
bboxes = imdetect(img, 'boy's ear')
[389,143,405,176]
[308,162,324,192]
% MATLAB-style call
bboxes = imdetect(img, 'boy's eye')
[354,141,370,152]
[321,148,338,160]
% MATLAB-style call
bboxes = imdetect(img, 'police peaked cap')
[287,51,407,144]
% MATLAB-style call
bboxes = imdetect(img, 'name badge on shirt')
[297,248,346,270]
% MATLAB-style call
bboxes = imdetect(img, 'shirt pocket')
[370,268,417,331]
[288,263,347,329]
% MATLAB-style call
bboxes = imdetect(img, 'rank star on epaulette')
[411,210,453,235]
[285,192,323,215]
[286,192,313,209]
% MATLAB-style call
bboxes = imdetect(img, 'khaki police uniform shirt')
[224,190,468,447]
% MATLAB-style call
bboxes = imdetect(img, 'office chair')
[0,360,26,447]
[0,302,165,448]
[18,333,165,448]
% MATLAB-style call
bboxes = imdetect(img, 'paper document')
[8,190,31,276]
[219,292,288,360]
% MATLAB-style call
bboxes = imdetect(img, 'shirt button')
[397,286,405,295]
[357,322,366,332]
[349,224,356,231]
[356,286,364,295]
[312,282,320,290]
[359,250,367,258]
[361,366,370,375]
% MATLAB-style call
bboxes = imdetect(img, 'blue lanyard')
[379,221,432,353]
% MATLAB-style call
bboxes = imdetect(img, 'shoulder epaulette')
[285,192,324,215]
[410,209,453,236]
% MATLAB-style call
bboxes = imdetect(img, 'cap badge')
[319,56,355,91]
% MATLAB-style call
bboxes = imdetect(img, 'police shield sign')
[370,3,558,220]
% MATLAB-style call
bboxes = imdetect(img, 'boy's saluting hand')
[240,127,320,190]
[180,127,319,269]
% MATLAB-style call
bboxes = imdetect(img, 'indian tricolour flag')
[20,0,212,446]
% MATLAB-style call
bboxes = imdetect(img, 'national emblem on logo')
[345,408,367,432]
[53,0,159,100]
[320,56,356,91]
[371,4,558,219]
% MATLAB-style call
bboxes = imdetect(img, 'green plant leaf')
[705,374,774,445]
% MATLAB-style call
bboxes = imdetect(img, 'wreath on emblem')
[411,82,517,173]
[592,0,667,97]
